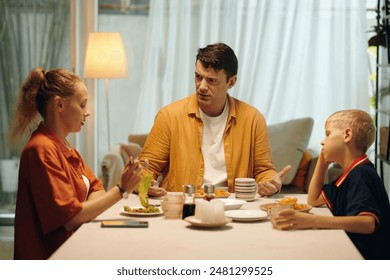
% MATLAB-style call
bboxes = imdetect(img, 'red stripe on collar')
[335,154,370,187]
[321,191,333,210]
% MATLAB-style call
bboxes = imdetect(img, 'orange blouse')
[139,94,276,192]
[14,123,104,259]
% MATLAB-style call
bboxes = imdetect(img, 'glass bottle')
[203,184,215,201]
[182,184,196,219]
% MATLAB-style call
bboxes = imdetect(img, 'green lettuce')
[138,171,153,207]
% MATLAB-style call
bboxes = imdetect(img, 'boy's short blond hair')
[327,109,376,153]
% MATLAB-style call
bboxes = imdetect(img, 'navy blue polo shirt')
[322,159,390,260]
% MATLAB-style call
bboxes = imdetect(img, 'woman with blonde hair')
[9,67,142,259]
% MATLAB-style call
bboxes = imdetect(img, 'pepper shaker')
[203,184,215,201]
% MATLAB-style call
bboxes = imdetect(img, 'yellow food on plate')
[215,189,230,197]
[195,188,205,198]
[280,197,310,211]
[195,188,230,198]
[260,197,312,213]
[280,197,299,208]
[123,205,160,213]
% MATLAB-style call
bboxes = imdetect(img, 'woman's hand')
[120,157,142,194]
[129,159,167,197]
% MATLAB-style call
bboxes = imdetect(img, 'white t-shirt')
[199,101,229,187]
[82,174,91,201]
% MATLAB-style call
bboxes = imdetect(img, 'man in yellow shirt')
[139,43,290,195]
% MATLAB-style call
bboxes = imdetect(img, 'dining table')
[49,193,363,260]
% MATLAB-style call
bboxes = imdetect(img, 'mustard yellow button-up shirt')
[139,94,276,192]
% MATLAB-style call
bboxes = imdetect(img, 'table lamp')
[83,32,128,150]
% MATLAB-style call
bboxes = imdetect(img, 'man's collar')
[187,93,236,121]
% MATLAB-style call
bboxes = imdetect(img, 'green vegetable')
[145,205,160,213]
[123,205,160,213]
[138,171,152,207]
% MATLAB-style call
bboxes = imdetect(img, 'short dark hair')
[196,43,238,81]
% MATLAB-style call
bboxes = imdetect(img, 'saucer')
[184,216,232,228]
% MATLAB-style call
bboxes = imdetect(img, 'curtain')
[0,0,70,223]
[133,0,369,150]
[0,0,70,159]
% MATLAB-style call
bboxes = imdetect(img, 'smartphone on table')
[101,220,149,228]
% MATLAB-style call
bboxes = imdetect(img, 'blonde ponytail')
[8,67,45,150]
[7,67,82,151]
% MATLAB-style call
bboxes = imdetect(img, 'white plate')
[235,184,256,188]
[185,216,232,228]
[217,199,246,210]
[120,207,163,217]
[235,194,256,202]
[225,209,268,222]
[235,190,256,193]
[235,178,256,184]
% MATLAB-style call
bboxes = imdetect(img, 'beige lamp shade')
[84,32,128,79]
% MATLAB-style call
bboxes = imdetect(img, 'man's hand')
[257,165,292,196]
[148,180,167,197]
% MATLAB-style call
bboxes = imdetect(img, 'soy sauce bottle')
[182,184,196,219]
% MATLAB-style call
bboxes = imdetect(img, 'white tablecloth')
[49,193,363,260]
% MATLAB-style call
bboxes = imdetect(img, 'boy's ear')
[344,127,353,142]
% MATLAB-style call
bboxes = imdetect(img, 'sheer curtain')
[134,0,369,150]
[0,0,70,223]
[0,0,70,158]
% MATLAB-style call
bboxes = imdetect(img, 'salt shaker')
[203,184,215,201]
[182,184,196,219]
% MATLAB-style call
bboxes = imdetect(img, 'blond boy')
[274,109,390,260]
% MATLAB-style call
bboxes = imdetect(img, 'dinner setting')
[49,179,363,260]
[4,4,390,280]
[8,34,390,262]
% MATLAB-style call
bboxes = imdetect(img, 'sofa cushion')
[128,134,148,147]
[267,117,314,185]
[120,143,142,163]
[291,149,312,190]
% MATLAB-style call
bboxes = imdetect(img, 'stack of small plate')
[234,178,257,201]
